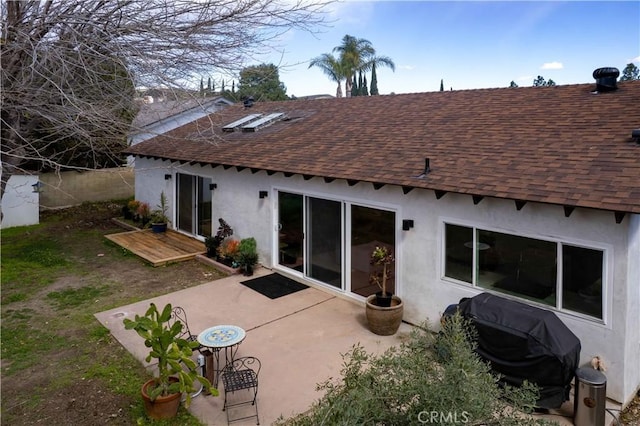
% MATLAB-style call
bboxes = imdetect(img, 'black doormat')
[240,273,309,299]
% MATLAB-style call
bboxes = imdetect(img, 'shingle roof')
[126,81,640,214]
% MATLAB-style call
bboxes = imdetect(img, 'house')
[125,72,640,405]
[128,95,234,148]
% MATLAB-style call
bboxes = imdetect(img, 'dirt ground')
[1,202,224,425]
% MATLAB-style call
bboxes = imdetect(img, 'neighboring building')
[126,73,640,404]
[128,95,234,148]
[0,174,40,228]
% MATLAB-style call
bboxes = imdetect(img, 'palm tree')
[310,34,395,97]
[333,35,374,96]
[308,53,348,97]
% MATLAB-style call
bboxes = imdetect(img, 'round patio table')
[197,325,246,388]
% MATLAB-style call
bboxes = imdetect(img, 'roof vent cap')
[592,67,620,92]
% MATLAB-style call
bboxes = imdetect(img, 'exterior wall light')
[259,191,268,199]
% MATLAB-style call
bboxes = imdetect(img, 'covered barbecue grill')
[445,293,581,409]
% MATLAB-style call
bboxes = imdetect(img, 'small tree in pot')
[365,246,403,335]
[236,237,259,276]
[369,246,394,306]
[123,303,217,419]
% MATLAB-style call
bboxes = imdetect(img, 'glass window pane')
[350,205,395,297]
[197,177,212,237]
[177,173,193,233]
[278,192,304,270]
[307,197,342,288]
[444,224,473,283]
[562,245,603,319]
[479,230,556,306]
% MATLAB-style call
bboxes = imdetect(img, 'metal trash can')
[574,367,607,426]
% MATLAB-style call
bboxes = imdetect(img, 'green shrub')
[280,313,556,426]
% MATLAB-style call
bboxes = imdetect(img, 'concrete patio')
[95,267,414,425]
[96,266,621,425]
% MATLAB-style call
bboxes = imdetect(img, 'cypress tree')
[370,64,379,95]
[207,77,211,92]
[221,79,226,92]
[200,77,204,94]
[440,79,444,92]
[232,81,235,93]
[351,74,359,96]
[363,75,369,96]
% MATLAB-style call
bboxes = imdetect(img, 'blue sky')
[250,1,640,97]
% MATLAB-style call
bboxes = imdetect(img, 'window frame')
[441,219,610,324]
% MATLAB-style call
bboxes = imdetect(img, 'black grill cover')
[452,293,581,409]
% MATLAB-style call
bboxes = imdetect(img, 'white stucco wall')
[1,175,39,229]
[135,158,639,403]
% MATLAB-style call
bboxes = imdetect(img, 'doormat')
[240,273,308,299]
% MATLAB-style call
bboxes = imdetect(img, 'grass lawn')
[1,201,225,425]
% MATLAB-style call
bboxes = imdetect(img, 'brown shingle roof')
[126,81,640,214]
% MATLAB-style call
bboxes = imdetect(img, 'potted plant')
[123,303,217,419]
[149,191,170,233]
[365,246,404,336]
[205,218,233,258]
[236,237,259,276]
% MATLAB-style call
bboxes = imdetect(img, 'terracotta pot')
[141,378,181,419]
[365,294,404,336]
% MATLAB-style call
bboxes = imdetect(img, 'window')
[444,223,604,320]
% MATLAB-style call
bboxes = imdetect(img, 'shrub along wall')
[39,167,134,209]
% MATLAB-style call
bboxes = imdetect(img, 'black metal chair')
[169,306,205,398]
[169,306,205,354]
[221,356,261,425]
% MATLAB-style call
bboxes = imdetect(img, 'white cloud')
[398,65,415,71]
[632,56,640,63]
[540,61,564,70]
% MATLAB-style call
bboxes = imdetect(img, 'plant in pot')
[149,191,170,233]
[365,246,404,336]
[205,218,233,258]
[123,303,217,419]
[236,237,259,276]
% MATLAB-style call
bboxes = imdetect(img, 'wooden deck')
[105,229,206,267]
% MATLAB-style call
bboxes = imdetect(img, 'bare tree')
[1,0,328,202]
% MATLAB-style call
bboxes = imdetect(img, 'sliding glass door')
[176,173,212,237]
[276,189,396,297]
[350,205,396,297]
[307,197,342,288]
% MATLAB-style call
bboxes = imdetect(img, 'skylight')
[222,114,262,132]
[241,112,285,132]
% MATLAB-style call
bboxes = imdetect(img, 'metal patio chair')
[169,306,206,398]
[221,356,261,425]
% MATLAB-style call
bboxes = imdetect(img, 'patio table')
[197,325,246,389]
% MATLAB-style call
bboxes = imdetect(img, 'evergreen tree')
[236,63,287,101]
[363,75,369,96]
[440,79,444,91]
[200,77,204,94]
[370,64,379,95]
[533,76,556,87]
[207,77,211,92]
[509,80,518,88]
[620,63,640,81]
[533,75,546,86]
[351,74,359,96]
[232,80,235,93]
[221,79,226,92]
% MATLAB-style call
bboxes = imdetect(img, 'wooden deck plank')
[105,229,206,267]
